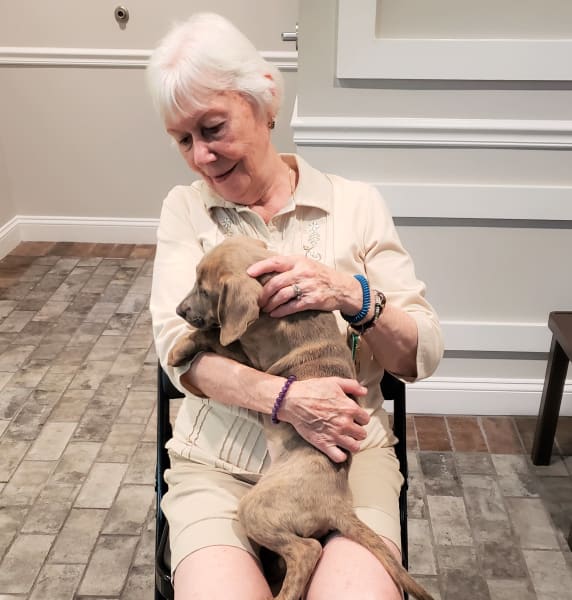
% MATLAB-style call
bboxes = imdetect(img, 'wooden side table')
[530,311,572,551]
[531,312,572,465]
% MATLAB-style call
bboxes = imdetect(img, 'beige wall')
[0,139,14,225]
[0,0,297,222]
[294,0,572,407]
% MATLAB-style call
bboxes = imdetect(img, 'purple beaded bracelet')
[271,375,297,424]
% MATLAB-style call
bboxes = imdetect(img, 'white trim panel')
[16,215,159,245]
[337,0,572,80]
[291,101,572,149]
[378,183,572,221]
[402,378,572,416]
[0,216,20,261]
[0,47,298,71]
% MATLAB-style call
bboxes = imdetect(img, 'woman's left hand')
[247,255,362,317]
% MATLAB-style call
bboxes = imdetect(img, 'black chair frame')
[155,363,409,600]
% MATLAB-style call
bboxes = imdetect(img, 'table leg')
[531,336,569,465]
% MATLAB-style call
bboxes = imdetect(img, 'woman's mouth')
[212,164,237,182]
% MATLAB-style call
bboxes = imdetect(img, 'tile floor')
[0,241,571,599]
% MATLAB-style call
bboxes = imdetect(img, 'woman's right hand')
[277,377,370,463]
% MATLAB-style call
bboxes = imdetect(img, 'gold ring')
[292,284,303,301]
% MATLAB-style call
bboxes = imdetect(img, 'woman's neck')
[250,154,296,224]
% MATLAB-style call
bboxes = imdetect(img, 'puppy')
[168,236,433,600]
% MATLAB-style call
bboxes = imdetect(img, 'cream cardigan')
[150,154,443,478]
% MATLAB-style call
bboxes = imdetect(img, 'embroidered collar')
[200,154,334,215]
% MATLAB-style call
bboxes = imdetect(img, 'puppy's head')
[176,237,273,346]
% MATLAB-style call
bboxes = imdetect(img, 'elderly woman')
[147,12,443,600]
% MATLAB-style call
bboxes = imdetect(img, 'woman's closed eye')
[202,122,225,139]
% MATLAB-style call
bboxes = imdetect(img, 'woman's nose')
[193,139,216,166]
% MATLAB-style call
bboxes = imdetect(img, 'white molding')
[291,101,572,149]
[0,216,20,260]
[378,183,572,221]
[0,47,298,71]
[337,0,572,80]
[442,321,552,353]
[402,378,572,416]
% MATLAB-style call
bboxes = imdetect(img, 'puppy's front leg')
[167,329,218,367]
[168,329,250,367]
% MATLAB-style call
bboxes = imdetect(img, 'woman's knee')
[174,546,272,600]
[305,535,402,600]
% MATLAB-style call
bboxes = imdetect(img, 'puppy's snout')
[189,315,205,328]
[176,304,187,320]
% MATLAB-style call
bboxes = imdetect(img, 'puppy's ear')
[218,275,261,346]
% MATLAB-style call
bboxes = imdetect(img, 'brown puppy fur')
[168,236,434,600]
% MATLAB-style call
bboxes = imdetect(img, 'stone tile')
[419,452,462,496]
[441,571,491,600]
[407,469,427,519]
[436,545,479,573]
[1,460,55,506]
[7,360,51,388]
[447,417,488,452]
[408,519,437,575]
[0,372,13,392]
[108,347,149,376]
[37,368,75,393]
[481,417,523,454]
[52,441,101,484]
[116,389,155,424]
[120,563,155,600]
[48,508,107,563]
[487,579,536,600]
[523,549,572,598]
[505,498,560,549]
[32,300,70,322]
[455,452,495,475]
[132,508,156,567]
[21,483,78,534]
[102,484,154,535]
[86,334,126,361]
[78,535,138,596]
[116,293,148,314]
[49,388,93,421]
[4,390,62,441]
[0,505,29,539]
[26,422,76,460]
[84,302,119,323]
[0,386,30,420]
[427,495,473,546]
[536,475,572,537]
[29,563,85,600]
[0,534,54,593]
[413,577,441,600]
[97,422,146,463]
[415,416,452,451]
[0,439,30,482]
[491,454,539,497]
[66,321,106,347]
[74,462,127,508]
[0,420,7,438]
[461,474,511,542]
[68,360,113,390]
[531,455,569,477]
[479,538,528,578]
[0,300,16,318]
[0,310,34,333]
[0,345,36,371]
[73,405,119,442]
[124,443,155,485]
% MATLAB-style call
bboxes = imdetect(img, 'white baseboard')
[16,215,159,245]
[0,216,20,260]
[403,378,572,417]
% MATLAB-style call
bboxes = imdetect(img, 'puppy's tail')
[335,512,434,600]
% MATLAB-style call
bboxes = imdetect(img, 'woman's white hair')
[147,12,284,122]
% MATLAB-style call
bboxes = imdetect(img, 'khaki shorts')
[162,446,404,576]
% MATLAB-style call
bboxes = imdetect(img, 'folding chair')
[155,363,409,599]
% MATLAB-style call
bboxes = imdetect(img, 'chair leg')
[531,337,569,465]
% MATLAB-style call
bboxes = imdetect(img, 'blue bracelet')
[271,375,297,424]
[341,274,371,324]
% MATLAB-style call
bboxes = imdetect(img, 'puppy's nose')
[176,304,186,320]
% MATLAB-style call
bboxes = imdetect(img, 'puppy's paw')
[167,336,197,367]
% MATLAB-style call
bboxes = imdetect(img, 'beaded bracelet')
[351,290,386,334]
[341,274,371,325]
[271,375,297,424]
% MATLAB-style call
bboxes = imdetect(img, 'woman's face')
[165,91,274,205]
